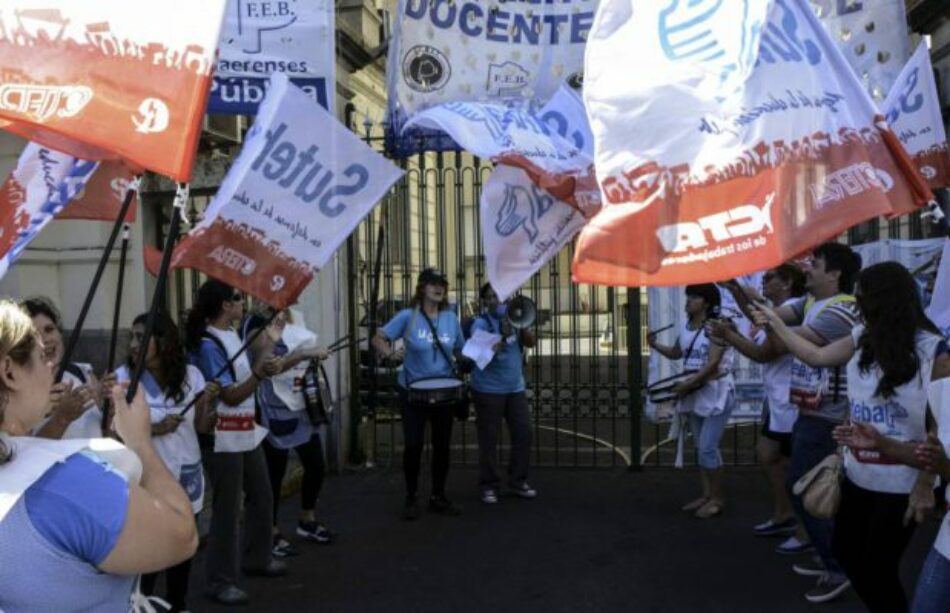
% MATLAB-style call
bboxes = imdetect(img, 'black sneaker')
[804,573,850,604]
[297,521,333,544]
[404,497,421,521]
[271,534,299,558]
[428,495,462,516]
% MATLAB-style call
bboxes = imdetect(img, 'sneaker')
[271,534,299,558]
[510,483,537,499]
[428,495,462,516]
[481,489,499,504]
[753,517,797,537]
[792,557,826,577]
[296,521,333,544]
[404,497,421,521]
[804,574,850,604]
[207,584,249,606]
[775,536,814,555]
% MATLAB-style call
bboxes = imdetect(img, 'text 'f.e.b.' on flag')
[172,74,404,309]
[0,1,227,182]
[573,0,932,287]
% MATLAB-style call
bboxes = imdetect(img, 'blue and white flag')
[210,0,335,114]
[386,0,599,155]
[881,42,950,189]
[0,144,98,278]
[174,74,403,308]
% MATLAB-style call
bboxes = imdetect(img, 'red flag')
[57,162,137,222]
[0,2,226,182]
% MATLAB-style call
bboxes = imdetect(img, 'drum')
[645,371,698,403]
[408,377,465,406]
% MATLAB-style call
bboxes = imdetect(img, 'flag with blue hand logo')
[575,0,931,288]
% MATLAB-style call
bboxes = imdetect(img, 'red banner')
[57,162,137,222]
[0,2,226,182]
[171,219,314,309]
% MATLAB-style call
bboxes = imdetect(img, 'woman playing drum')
[372,268,466,520]
[648,284,736,518]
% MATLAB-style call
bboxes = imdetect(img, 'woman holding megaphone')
[470,284,538,504]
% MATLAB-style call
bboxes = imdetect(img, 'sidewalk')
[191,466,936,612]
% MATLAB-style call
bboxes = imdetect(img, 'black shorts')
[761,406,793,457]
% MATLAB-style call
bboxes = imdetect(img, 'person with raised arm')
[753,262,950,613]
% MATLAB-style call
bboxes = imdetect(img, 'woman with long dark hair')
[21,297,102,439]
[755,262,950,612]
[185,280,283,606]
[371,268,466,520]
[244,304,333,557]
[0,301,198,611]
[648,283,736,518]
[113,312,219,612]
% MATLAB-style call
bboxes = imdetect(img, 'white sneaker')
[804,573,850,604]
[510,483,537,499]
[481,489,498,504]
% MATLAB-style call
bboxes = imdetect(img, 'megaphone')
[497,295,537,330]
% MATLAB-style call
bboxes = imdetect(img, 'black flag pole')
[106,224,131,373]
[177,309,279,417]
[101,224,131,432]
[126,184,186,403]
[57,177,140,382]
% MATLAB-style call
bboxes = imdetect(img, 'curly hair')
[130,312,188,404]
[855,262,941,398]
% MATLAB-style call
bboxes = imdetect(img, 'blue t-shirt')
[189,337,236,387]
[470,314,526,394]
[382,308,464,388]
[25,451,129,566]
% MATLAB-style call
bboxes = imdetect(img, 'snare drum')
[408,377,465,406]
[645,371,698,403]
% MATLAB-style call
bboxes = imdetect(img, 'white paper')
[463,329,502,371]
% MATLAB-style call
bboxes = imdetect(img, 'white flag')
[481,165,586,301]
[882,42,950,189]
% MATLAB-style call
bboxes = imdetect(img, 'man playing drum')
[372,269,467,520]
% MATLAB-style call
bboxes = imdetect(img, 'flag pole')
[126,184,186,403]
[177,309,279,416]
[57,177,140,382]
[101,224,131,432]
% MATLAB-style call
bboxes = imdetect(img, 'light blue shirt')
[470,314,526,394]
[382,308,464,388]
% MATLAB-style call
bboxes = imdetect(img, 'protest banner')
[0,0,226,181]
[811,0,910,100]
[882,42,950,189]
[404,83,600,213]
[386,0,598,155]
[57,162,138,222]
[0,144,98,278]
[482,166,587,301]
[173,74,404,309]
[574,0,931,288]
[210,0,335,114]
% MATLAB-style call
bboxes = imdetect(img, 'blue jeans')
[689,406,732,469]
[786,415,844,577]
[911,546,950,613]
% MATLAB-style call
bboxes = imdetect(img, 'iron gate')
[345,124,647,470]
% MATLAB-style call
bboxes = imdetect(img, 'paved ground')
[180,465,937,613]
